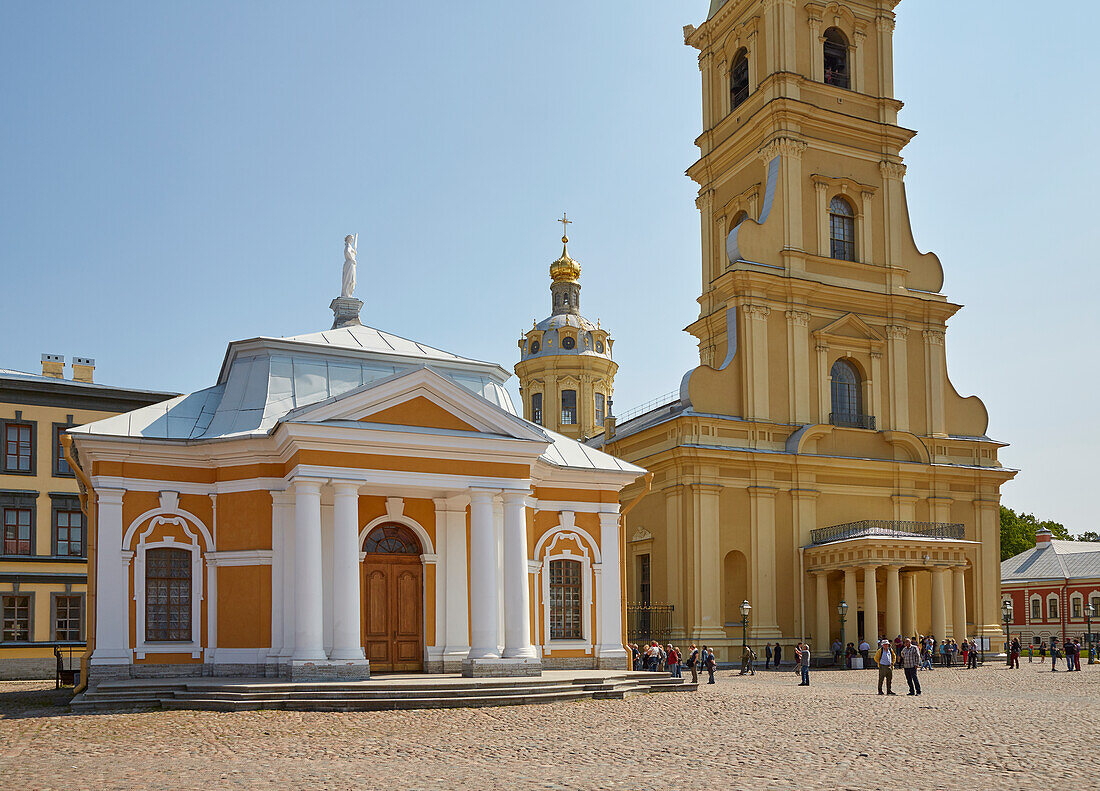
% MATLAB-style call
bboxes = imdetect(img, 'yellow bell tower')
[515,216,617,441]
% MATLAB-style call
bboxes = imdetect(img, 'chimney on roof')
[72,357,95,383]
[1036,527,1053,547]
[41,354,64,378]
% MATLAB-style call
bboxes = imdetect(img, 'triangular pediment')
[279,366,548,443]
[813,313,884,346]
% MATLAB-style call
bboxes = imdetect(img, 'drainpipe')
[61,435,95,695]
[619,473,653,658]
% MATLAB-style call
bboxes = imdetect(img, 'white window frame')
[535,522,599,655]
[1030,594,1042,622]
[1047,593,1059,621]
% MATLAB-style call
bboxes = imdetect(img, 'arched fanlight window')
[829,196,856,261]
[363,523,421,554]
[830,359,863,426]
[730,48,749,110]
[823,28,850,89]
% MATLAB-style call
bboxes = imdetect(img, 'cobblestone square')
[1,662,1096,790]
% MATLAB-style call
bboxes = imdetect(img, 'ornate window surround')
[534,514,600,654]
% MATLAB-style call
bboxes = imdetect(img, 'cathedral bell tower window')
[829,196,856,261]
[823,28,850,89]
[531,393,543,425]
[561,390,577,425]
[595,393,605,425]
[730,49,749,110]
[829,359,872,429]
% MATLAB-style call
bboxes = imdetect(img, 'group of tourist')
[629,642,718,684]
[1035,636,1086,671]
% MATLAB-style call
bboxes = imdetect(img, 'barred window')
[55,510,84,556]
[54,595,82,641]
[146,548,191,641]
[638,553,651,606]
[829,196,856,261]
[531,392,543,425]
[823,27,850,89]
[549,559,582,640]
[363,523,420,554]
[2,595,31,641]
[730,48,749,109]
[3,508,32,555]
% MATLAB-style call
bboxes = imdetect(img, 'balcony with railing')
[809,520,966,547]
[829,411,876,430]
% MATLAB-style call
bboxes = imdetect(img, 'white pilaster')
[502,492,537,659]
[91,488,130,664]
[437,496,470,662]
[329,481,365,660]
[269,491,293,660]
[467,489,501,659]
[596,510,627,664]
[292,478,326,661]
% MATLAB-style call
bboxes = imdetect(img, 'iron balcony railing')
[829,411,876,430]
[810,520,966,547]
[627,603,675,645]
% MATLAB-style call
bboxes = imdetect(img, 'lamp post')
[739,599,751,653]
[1087,603,1096,665]
[838,600,849,669]
[1001,600,1013,665]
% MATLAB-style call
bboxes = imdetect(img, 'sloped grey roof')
[541,427,643,474]
[281,324,465,363]
[0,367,174,398]
[1001,540,1100,582]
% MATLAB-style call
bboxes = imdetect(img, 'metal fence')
[810,520,966,546]
[627,603,675,645]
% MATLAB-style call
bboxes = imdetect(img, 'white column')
[329,481,365,661]
[814,571,830,657]
[92,488,130,663]
[884,565,901,639]
[468,489,501,659]
[292,478,326,661]
[596,510,626,663]
[931,568,948,642]
[493,496,505,653]
[269,492,294,660]
[953,567,968,642]
[501,492,536,659]
[862,565,879,642]
[843,567,858,647]
[902,572,918,637]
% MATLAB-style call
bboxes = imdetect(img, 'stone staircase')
[70,671,695,713]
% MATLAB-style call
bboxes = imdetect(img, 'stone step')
[167,683,583,702]
[152,689,596,712]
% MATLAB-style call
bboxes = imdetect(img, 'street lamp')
[739,599,752,652]
[1087,603,1096,665]
[1001,599,1013,665]
[838,600,849,669]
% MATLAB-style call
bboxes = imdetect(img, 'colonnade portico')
[805,530,979,659]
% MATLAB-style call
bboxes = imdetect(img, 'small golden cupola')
[515,215,618,441]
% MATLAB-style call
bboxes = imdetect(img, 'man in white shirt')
[874,639,897,695]
[858,639,871,664]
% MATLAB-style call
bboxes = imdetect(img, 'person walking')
[875,640,897,695]
[961,640,969,668]
[859,638,871,665]
[901,637,922,696]
[1028,642,1034,663]
[773,642,783,669]
[704,646,717,684]
[1009,637,1021,669]
[687,644,699,684]
[740,645,757,676]
[765,643,773,670]
[1050,637,1060,671]
[1040,640,1047,664]
[797,642,811,686]
[832,638,843,666]
[666,645,680,678]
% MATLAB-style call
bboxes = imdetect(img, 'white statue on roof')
[341,234,358,298]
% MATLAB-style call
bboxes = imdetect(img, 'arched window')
[595,392,605,425]
[146,548,191,642]
[549,558,582,640]
[363,523,421,554]
[1030,597,1042,621]
[1047,596,1059,620]
[561,390,577,425]
[829,196,856,261]
[730,48,749,109]
[830,359,863,426]
[1071,595,1082,619]
[531,392,543,425]
[823,28,850,89]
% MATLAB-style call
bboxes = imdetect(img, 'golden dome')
[550,236,582,283]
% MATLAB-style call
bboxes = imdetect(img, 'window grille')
[55,510,83,556]
[146,548,191,641]
[549,559,582,640]
[730,50,749,109]
[829,196,856,261]
[561,390,577,425]
[531,393,543,425]
[3,423,32,472]
[362,523,421,554]
[2,595,31,641]
[54,595,82,641]
[3,509,32,555]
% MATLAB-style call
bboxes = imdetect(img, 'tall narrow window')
[638,553,651,605]
[54,424,74,476]
[561,390,577,425]
[1072,597,1082,618]
[549,559,582,640]
[54,595,82,641]
[3,423,33,473]
[1031,598,1041,621]
[146,548,191,642]
[55,509,84,557]
[3,509,32,555]
[595,393,605,425]
[823,28,850,89]
[1048,597,1059,620]
[830,359,866,428]
[531,392,543,425]
[2,595,31,641]
[829,196,856,261]
[730,49,749,109]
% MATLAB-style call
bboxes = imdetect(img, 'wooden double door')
[362,556,423,672]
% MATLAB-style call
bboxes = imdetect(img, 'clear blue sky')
[2,2,1097,533]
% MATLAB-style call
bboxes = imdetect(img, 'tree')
[999,506,1073,561]
[1079,531,1100,543]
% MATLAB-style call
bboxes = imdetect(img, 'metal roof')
[1001,540,1100,583]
